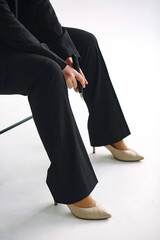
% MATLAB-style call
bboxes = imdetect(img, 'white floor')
[0,0,160,239]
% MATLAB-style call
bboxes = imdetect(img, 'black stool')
[0,116,33,135]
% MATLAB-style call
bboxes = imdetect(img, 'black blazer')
[0,0,80,83]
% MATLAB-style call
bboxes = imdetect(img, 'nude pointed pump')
[92,145,144,161]
[54,200,111,220]
[67,200,111,220]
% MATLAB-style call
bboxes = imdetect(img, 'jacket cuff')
[59,28,81,60]
[41,42,68,70]
[59,60,68,70]
[49,27,81,62]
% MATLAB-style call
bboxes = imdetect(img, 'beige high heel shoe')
[92,145,144,161]
[54,200,111,220]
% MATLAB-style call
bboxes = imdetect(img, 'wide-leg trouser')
[0,27,131,204]
[65,27,131,146]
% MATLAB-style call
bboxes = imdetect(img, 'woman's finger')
[74,87,79,92]
[73,69,85,88]
[65,75,77,89]
[66,78,73,89]
[79,68,88,84]
[72,77,78,89]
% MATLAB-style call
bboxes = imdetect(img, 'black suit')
[0,0,80,81]
[0,0,131,204]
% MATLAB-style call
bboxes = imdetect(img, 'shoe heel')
[54,201,58,206]
[93,146,96,153]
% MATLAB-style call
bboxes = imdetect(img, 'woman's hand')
[63,57,88,92]
[65,57,74,68]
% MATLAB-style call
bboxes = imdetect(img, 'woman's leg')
[64,27,131,147]
[0,50,98,204]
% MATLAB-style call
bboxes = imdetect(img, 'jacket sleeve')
[35,0,81,61]
[0,0,68,70]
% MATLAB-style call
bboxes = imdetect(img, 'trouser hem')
[50,178,99,205]
[90,130,131,147]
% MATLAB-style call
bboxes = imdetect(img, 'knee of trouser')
[42,58,63,80]
[28,56,66,94]
[82,30,98,49]
[38,57,65,86]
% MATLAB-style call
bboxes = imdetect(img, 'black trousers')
[0,27,131,204]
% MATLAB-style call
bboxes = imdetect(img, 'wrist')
[65,57,73,67]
